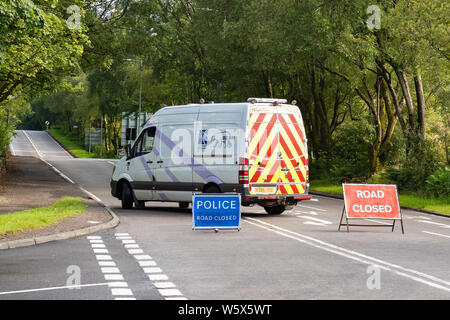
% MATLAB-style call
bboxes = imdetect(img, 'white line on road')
[243,217,450,292]
[416,220,450,228]
[298,204,328,212]
[0,282,110,296]
[422,231,450,239]
[296,216,332,225]
[89,236,134,299]
[114,233,187,300]
[9,143,15,156]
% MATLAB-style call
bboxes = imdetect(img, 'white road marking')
[144,267,162,273]
[140,261,158,267]
[87,236,102,240]
[159,289,183,296]
[244,217,450,292]
[296,216,332,225]
[115,233,129,236]
[298,204,328,212]
[88,236,134,300]
[154,282,176,289]
[91,244,106,248]
[128,249,144,254]
[22,130,43,158]
[96,255,112,261]
[416,220,450,228]
[294,210,318,216]
[124,244,140,249]
[303,221,329,226]
[93,249,108,254]
[134,254,152,260]
[148,274,169,281]
[0,282,110,296]
[9,143,15,156]
[104,274,124,281]
[89,239,104,244]
[108,282,128,288]
[115,234,186,299]
[422,231,450,239]
[111,288,133,296]
[101,267,120,274]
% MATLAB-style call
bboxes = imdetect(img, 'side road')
[0,156,118,249]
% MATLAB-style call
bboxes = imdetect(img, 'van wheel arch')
[203,183,222,193]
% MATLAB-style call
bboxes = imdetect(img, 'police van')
[110,98,310,215]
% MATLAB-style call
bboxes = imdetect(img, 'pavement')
[1,129,449,301]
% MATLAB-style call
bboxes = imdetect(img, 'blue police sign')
[192,194,241,231]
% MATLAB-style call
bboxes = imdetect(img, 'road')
[2,130,450,300]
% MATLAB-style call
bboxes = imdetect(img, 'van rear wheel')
[121,182,134,209]
[179,202,189,209]
[264,205,285,215]
[204,184,221,193]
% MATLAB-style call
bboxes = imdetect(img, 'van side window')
[142,127,156,154]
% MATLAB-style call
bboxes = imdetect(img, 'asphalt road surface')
[2,130,450,300]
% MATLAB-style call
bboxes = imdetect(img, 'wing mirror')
[125,144,132,159]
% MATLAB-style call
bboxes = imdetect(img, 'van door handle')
[146,160,153,164]
[157,160,163,163]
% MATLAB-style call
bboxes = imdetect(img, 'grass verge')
[310,179,450,215]
[47,127,95,158]
[0,197,88,235]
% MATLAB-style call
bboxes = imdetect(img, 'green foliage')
[425,166,450,198]
[0,0,88,104]
[384,140,443,192]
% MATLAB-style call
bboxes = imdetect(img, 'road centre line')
[243,217,450,292]
[422,231,450,239]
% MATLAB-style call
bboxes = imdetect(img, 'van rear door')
[277,109,308,195]
[248,105,308,196]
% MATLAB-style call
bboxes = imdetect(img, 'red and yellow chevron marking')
[248,112,307,195]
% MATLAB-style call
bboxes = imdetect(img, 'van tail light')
[238,157,249,184]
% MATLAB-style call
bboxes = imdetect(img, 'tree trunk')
[414,74,426,140]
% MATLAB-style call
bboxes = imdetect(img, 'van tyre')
[205,184,221,193]
[121,182,134,209]
[179,202,189,209]
[264,205,285,215]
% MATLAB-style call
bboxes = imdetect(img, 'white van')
[111,98,310,214]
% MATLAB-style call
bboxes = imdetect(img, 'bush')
[385,139,443,192]
[425,166,450,198]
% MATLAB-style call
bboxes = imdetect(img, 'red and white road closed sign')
[343,184,401,219]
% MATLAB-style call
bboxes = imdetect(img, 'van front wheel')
[264,205,285,215]
[121,182,134,209]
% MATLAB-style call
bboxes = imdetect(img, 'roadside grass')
[309,179,450,215]
[0,197,88,235]
[47,127,95,158]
